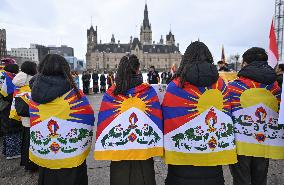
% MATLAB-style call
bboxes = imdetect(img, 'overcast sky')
[0,0,275,62]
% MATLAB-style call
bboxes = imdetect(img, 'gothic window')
[107,64,109,69]
[149,58,152,62]
[96,57,99,61]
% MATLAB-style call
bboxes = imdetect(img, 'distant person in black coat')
[218,61,230,72]
[147,66,160,84]
[161,71,168,84]
[92,70,99,94]
[100,73,106,93]
[276,64,284,88]
[82,71,91,94]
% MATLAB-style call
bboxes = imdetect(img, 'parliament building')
[86,3,182,71]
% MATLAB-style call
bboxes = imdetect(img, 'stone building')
[86,3,182,71]
[0,29,7,59]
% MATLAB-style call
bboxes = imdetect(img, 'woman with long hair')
[12,61,38,171]
[162,41,237,185]
[94,55,163,185]
[29,54,94,185]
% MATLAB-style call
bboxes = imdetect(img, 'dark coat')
[147,71,159,84]
[82,74,91,84]
[100,75,106,86]
[92,73,99,83]
[238,61,277,85]
[276,73,283,88]
[0,93,22,134]
[30,74,71,104]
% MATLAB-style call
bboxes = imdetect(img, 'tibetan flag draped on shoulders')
[94,83,163,161]
[0,71,16,97]
[29,89,95,169]
[9,85,31,121]
[229,77,284,159]
[163,78,237,166]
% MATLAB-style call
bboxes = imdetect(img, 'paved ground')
[1,94,284,185]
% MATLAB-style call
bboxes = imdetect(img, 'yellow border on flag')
[164,149,237,166]
[94,147,164,161]
[29,147,91,169]
[236,141,284,159]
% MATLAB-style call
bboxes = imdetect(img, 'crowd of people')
[0,41,284,185]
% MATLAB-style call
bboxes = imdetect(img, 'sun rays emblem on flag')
[30,90,93,125]
[184,84,230,120]
[113,94,152,116]
[229,79,280,113]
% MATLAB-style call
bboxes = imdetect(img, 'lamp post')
[235,54,240,72]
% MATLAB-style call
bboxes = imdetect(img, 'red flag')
[221,45,225,62]
[268,19,279,68]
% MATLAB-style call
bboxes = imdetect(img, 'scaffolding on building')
[275,0,284,60]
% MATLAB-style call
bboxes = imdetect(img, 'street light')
[235,54,240,72]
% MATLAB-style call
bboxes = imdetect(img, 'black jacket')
[166,62,223,185]
[238,61,277,85]
[92,73,99,83]
[0,93,22,134]
[82,74,91,83]
[277,73,283,88]
[30,74,71,104]
[147,71,159,84]
[185,62,219,87]
[100,75,106,86]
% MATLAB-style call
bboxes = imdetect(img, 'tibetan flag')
[219,72,238,83]
[229,77,284,159]
[163,78,237,166]
[9,85,31,121]
[0,71,16,97]
[94,83,163,161]
[268,19,279,68]
[29,89,95,169]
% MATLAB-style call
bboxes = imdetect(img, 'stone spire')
[143,4,151,29]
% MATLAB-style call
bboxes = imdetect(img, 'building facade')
[10,47,39,63]
[0,29,7,59]
[48,45,74,57]
[86,3,182,71]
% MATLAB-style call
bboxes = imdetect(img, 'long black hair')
[38,54,81,98]
[114,55,140,95]
[21,61,37,76]
[172,41,214,87]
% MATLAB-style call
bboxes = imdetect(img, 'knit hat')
[4,64,19,74]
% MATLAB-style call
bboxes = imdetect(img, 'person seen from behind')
[1,63,21,160]
[29,54,95,185]
[162,41,237,185]
[94,55,163,185]
[12,61,38,171]
[229,47,283,185]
